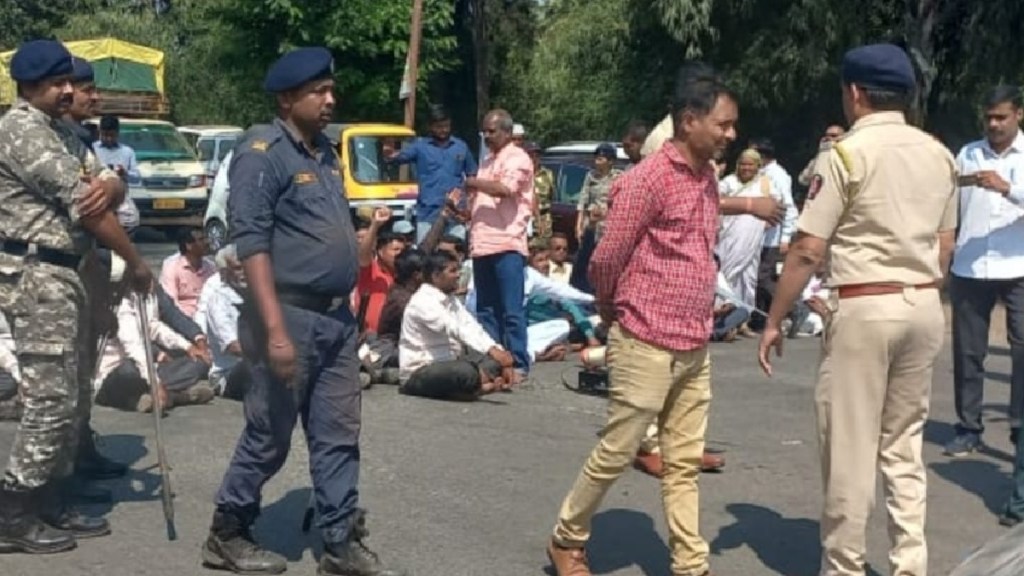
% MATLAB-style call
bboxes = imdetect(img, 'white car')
[178,125,244,182]
[204,149,232,251]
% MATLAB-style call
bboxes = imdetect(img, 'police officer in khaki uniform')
[758,44,958,576]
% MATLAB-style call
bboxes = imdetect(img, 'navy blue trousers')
[214,303,361,545]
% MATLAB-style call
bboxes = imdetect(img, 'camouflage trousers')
[535,213,553,242]
[0,255,88,490]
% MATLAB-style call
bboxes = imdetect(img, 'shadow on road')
[75,433,165,518]
[709,503,886,576]
[989,345,1010,358]
[254,487,320,562]
[541,508,670,576]
[931,459,1008,516]
[711,503,820,576]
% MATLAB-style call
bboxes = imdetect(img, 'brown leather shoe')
[701,451,725,472]
[634,450,724,477]
[547,540,592,576]
[633,451,664,478]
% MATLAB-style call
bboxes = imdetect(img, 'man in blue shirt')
[386,104,477,243]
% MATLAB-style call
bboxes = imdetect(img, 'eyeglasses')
[550,245,568,251]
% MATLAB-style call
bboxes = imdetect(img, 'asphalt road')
[0,242,1017,575]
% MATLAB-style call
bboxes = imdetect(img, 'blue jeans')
[472,252,528,370]
[713,307,750,341]
[416,219,467,245]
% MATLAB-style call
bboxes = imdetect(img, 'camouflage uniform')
[0,100,92,490]
[577,168,623,242]
[52,120,111,479]
[534,166,555,241]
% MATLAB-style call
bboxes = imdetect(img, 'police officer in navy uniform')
[201,48,405,576]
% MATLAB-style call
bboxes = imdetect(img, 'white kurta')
[717,174,778,307]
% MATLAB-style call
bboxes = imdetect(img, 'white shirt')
[951,131,1024,280]
[549,261,573,285]
[197,275,243,383]
[759,161,797,247]
[399,284,497,383]
[0,313,19,383]
[465,266,594,314]
[94,294,192,390]
[92,142,141,229]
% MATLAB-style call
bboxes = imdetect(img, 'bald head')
[481,109,515,152]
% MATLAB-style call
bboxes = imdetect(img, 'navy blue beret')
[841,43,916,93]
[71,57,94,83]
[263,47,334,93]
[595,142,617,160]
[10,40,73,83]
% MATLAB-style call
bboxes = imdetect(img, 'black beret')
[263,47,334,93]
[71,57,94,83]
[10,40,73,83]
[841,43,916,93]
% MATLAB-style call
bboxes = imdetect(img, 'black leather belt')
[275,288,342,314]
[0,240,81,270]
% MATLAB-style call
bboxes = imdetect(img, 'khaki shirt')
[799,112,957,286]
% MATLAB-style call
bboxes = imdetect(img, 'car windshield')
[119,124,197,162]
[349,135,417,184]
[557,163,589,204]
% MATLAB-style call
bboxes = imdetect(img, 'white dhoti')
[717,174,774,307]
[527,319,571,361]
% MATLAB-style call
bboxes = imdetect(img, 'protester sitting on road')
[362,247,425,387]
[160,226,217,318]
[398,250,515,400]
[0,313,20,421]
[526,242,601,361]
[547,233,573,285]
[356,207,404,334]
[196,245,250,400]
[95,256,215,413]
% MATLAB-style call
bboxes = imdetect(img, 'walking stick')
[134,293,177,541]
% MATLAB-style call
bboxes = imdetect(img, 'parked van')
[178,125,243,182]
[94,118,208,227]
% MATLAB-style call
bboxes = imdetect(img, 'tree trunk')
[905,0,938,126]
[472,0,489,116]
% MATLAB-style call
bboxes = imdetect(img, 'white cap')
[512,123,525,136]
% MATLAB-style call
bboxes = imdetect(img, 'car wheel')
[205,218,227,251]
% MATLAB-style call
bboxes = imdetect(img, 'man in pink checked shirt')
[546,62,778,576]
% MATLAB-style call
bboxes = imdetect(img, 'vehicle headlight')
[188,175,207,188]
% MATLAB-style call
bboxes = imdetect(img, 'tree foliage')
[3,0,1022,172]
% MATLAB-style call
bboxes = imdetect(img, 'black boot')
[0,484,76,554]
[318,510,406,576]
[75,429,128,480]
[201,509,287,574]
[38,481,110,539]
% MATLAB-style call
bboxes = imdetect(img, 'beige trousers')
[553,324,712,576]
[817,288,944,576]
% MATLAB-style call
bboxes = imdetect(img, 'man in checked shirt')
[546,62,772,576]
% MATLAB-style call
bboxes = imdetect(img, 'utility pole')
[403,0,424,129]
